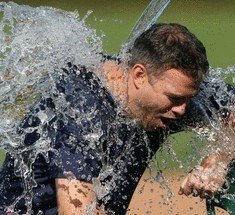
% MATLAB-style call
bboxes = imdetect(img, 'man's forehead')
[152,69,200,84]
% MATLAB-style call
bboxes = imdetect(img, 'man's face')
[129,66,199,131]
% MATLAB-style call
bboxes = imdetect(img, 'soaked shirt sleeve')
[170,80,235,130]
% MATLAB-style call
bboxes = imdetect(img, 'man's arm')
[56,178,105,215]
[179,111,235,197]
[178,154,233,197]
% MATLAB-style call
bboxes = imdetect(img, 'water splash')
[0,1,234,214]
[193,66,234,158]
[0,2,104,213]
[0,2,103,149]
[128,0,171,44]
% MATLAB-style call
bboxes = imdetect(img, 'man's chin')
[143,123,167,131]
[146,118,174,130]
[140,117,174,131]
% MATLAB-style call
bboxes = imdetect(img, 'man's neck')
[103,60,141,121]
[103,60,128,106]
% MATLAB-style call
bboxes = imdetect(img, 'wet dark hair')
[128,23,209,82]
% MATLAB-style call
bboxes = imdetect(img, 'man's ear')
[131,64,148,89]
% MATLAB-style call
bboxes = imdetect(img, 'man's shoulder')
[55,62,115,110]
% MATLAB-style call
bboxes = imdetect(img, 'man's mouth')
[145,116,177,131]
[160,117,175,127]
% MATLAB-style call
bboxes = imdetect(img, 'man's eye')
[169,97,180,102]
[168,96,185,104]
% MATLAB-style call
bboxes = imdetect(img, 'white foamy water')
[0,2,103,149]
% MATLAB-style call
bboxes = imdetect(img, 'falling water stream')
[0,1,234,214]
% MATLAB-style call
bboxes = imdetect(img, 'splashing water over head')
[0,2,103,149]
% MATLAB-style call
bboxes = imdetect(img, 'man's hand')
[178,155,228,198]
[179,110,234,198]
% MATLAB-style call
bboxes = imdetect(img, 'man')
[0,23,233,214]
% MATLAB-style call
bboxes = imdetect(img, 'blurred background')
[2,0,235,68]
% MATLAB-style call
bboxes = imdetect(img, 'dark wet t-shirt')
[0,64,163,215]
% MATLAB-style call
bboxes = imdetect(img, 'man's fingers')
[188,180,220,198]
[179,154,229,198]
[178,186,192,195]
[178,187,184,195]
[178,177,194,196]
[178,177,188,195]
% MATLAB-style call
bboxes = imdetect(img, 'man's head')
[128,23,209,82]
[126,23,209,130]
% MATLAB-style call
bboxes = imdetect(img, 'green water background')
[0,0,234,170]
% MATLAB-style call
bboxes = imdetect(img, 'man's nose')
[171,103,187,116]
